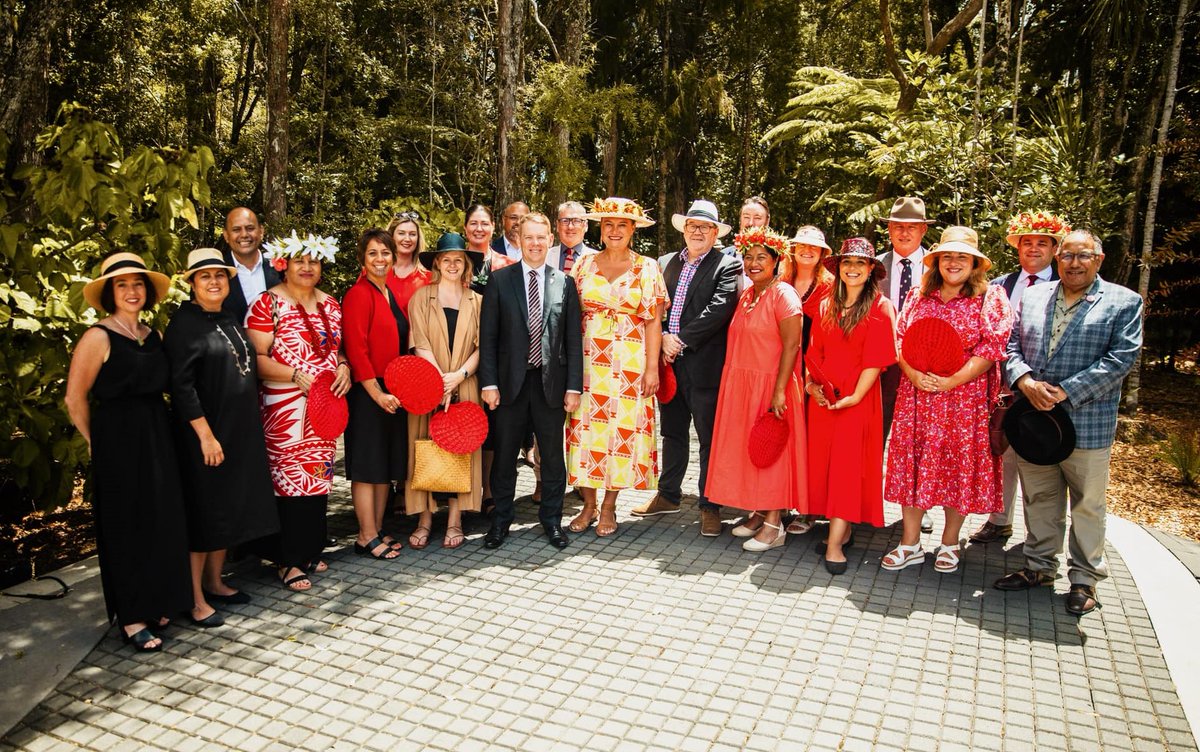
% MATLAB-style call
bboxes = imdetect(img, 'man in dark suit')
[220,207,281,324]
[969,212,1063,545]
[491,201,529,262]
[479,212,583,549]
[630,200,741,537]
[547,200,596,273]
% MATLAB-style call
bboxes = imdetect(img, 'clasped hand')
[1020,377,1066,411]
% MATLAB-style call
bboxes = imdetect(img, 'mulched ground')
[2,368,1198,590]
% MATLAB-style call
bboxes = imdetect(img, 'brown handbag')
[989,386,1014,456]
[411,439,472,493]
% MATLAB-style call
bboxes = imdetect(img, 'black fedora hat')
[419,232,485,271]
[1003,396,1076,466]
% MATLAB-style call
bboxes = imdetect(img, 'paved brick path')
[2,437,1196,751]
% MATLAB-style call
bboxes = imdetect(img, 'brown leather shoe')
[968,521,1013,545]
[700,509,723,537]
[630,494,681,517]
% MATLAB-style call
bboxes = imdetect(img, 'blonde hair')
[428,251,474,289]
[387,216,428,271]
[920,255,988,298]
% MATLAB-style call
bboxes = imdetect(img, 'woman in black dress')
[342,230,409,558]
[164,249,279,627]
[64,253,192,652]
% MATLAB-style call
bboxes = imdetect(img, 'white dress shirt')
[1009,266,1054,310]
[504,236,522,261]
[234,252,268,304]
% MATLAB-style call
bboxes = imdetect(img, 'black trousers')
[490,368,566,527]
[658,362,720,510]
[880,364,901,439]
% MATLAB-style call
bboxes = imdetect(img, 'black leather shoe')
[203,589,252,606]
[188,610,225,628]
[968,521,1013,545]
[484,522,510,549]
[824,557,847,575]
[544,525,569,549]
[1065,584,1101,616]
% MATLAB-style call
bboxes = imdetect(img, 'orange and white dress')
[566,253,669,490]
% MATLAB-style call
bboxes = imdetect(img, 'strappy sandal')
[993,568,1053,591]
[354,536,401,560]
[742,521,786,551]
[378,529,404,550]
[443,526,465,549]
[786,515,815,535]
[408,526,431,550]
[934,543,961,573]
[279,567,312,591]
[307,560,329,574]
[122,627,163,653]
[881,543,925,571]
[596,505,618,537]
[568,506,597,533]
[731,512,765,538]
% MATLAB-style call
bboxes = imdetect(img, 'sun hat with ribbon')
[584,197,656,228]
[789,226,831,251]
[82,253,173,311]
[429,401,489,454]
[1005,210,1071,249]
[307,371,349,440]
[384,355,445,415]
[880,196,936,224]
[822,237,886,279]
[182,248,238,283]
[923,225,992,273]
[671,199,732,238]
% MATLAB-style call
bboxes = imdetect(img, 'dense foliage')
[0,0,1196,509]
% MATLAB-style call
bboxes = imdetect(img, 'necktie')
[898,258,912,311]
[1026,275,1037,288]
[528,270,543,367]
[562,245,575,274]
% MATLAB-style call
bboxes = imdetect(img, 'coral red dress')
[386,267,432,315]
[705,282,808,513]
[806,294,897,525]
[884,286,1013,514]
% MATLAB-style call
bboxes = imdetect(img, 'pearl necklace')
[214,321,252,377]
[742,279,778,314]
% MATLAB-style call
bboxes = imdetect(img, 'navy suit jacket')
[991,266,1059,300]
[479,263,583,405]
[659,248,741,389]
[221,249,281,325]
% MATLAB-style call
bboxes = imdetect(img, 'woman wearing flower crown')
[565,197,669,537]
[805,238,898,574]
[705,228,808,552]
[246,233,352,593]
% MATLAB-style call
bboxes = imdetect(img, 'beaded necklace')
[742,279,778,314]
[214,320,252,377]
[298,297,335,360]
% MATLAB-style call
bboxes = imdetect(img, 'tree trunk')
[0,0,68,177]
[495,0,525,210]
[1113,59,1165,286]
[604,109,618,197]
[547,0,588,211]
[1124,0,1192,415]
[263,0,290,227]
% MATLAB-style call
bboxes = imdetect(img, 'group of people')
[65,193,1143,652]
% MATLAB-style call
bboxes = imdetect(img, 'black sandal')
[378,529,404,550]
[279,567,312,591]
[354,536,401,560]
[993,568,1052,591]
[1065,584,1101,616]
[122,627,163,652]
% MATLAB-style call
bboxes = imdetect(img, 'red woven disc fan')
[430,401,489,454]
[307,370,349,440]
[902,318,966,377]
[657,360,677,404]
[384,355,444,415]
[748,412,789,469]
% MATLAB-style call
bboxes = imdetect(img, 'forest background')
[0,0,1197,513]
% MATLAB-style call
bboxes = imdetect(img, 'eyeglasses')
[558,217,586,227]
[395,211,421,221]
[1058,253,1099,263]
[684,222,715,234]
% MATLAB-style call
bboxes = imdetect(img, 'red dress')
[246,292,343,497]
[386,267,432,315]
[885,286,1013,514]
[806,294,897,525]
[705,283,808,513]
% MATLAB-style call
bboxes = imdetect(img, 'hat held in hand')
[902,318,966,377]
[385,355,444,415]
[748,412,789,469]
[307,371,349,440]
[1003,397,1076,466]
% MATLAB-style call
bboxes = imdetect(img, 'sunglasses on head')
[395,211,421,221]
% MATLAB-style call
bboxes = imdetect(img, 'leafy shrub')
[1159,430,1200,486]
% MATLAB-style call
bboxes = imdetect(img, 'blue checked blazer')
[1004,276,1143,449]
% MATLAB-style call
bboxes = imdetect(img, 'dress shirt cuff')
[566,389,581,395]
[482,385,498,392]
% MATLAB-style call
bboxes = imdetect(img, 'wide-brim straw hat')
[822,237,886,279]
[789,226,831,251]
[670,199,731,237]
[923,225,992,273]
[82,252,172,311]
[1005,211,1071,249]
[584,197,655,228]
[182,248,237,282]
[880,196,936,224]
[418,232,485,271]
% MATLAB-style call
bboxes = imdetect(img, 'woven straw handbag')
[411,439,472,493]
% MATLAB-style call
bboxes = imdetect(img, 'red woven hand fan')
[657,360,677,404]
[902,318,966,377]
[384,355,444,415]
[307,371,349,440]
[430,401,489,454]
[748,412,789,469]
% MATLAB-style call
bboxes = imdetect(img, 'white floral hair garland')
[261,231,339,271]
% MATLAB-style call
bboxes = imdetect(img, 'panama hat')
[1004,397,1076,466]
[881,197,936,224]
[822,237,886,279]
[671,200,731,238]
[419,232,485,272]
[182,248,237,282]
[82,253,172,311]
[584,197,655,228]
[923,226,992,273]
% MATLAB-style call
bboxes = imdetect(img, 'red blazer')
[341,276,407,383]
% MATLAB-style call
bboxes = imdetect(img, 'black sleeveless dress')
[89,327,192,626]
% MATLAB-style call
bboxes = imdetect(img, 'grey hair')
[557,200,586,217]
[1062,229,1103,255]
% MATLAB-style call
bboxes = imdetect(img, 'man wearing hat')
[994,230,1143,617]
[877,196,936,532]
[221,207,281,324]
[630,200,741,537]
[969,211,1066,546]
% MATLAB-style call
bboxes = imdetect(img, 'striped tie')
[528,270,543,367]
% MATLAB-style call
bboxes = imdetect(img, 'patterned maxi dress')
[566,252,669,490]
[245,292,344,497]
[884,285,1014,514]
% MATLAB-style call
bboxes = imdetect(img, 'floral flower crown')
[732,226,789,257]
[591,197,650,220]
[262,231,339,272]
[1007,210,1071,239]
